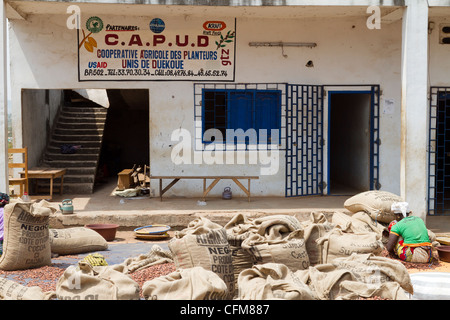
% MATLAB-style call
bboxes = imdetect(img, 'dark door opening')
[96,89,149,185]
[429,89,450,215]
[328,92,371,195]
[435,97,450,213]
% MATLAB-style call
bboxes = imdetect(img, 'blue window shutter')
[228,91,254,144]
[255,91,281,144]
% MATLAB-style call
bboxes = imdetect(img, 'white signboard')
[78,16,236,81]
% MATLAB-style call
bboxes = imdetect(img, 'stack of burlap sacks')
[141,190,439,300]
[0,199,175,300]
[0,191,438,300]
[0,199,117,300]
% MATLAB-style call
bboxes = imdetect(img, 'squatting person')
[385,202,433,263]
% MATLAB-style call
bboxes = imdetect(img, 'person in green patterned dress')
[386,202,433,263]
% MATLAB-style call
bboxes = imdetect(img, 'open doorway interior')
[96,89,149,187]
[328,92,371,195]
[434,91,450,214]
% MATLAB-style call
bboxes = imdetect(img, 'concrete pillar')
[400,0,429,220]
[0,0,8,193]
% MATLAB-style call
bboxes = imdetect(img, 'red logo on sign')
[203,21,227,31]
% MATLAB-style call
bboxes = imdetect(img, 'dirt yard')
[114,230,450,274]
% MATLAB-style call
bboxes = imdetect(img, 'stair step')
[60,112,107,119]
[47,146,101,154]
[59,111,107,119]
[44,152,99,161]
[65,167,97,175]
[63,174,95,183]
[38,182,95,194]
[59,115,106,123]
[54,128,104,135]
[36,174,95,184]
[50,140,102,148]
[51,134,103,142]
[58,118,106,126]
[67,101,106,109]
[55,123,105,130]
[62,106,108,113]
[58,115,107,122]
[64,183,94,194]
[42,159,98,167]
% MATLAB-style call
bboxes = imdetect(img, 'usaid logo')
[203,21,227,31]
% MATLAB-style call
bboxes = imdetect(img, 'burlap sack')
[224,213,258,236]
[174,216,225,238]
[331,211,383,236]
[331,254,413,294]
[316,228,383,264]
[337,280,410,300]
[142,266,229,300]
[56,261,140,300]
[49,227,108,255]
[411,247,432,263]
[113,244,173,274]
[169,217,235,298]
[427,229,441,253]
[428,229,437,243]
[237,263,316,300]
[252,214,303,239]
[303,223,332,266]
[297,211,332,227]
[223,214,308,294]
[343,190,403,223]
[0,200,56,271]
[224,213,255,297]
[296,212,335,266]
[0,277,55,300]
[295,253,413,300]
[351,211,388,237]
[241,229,310,272]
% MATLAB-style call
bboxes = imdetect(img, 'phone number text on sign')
[78,16,236,81]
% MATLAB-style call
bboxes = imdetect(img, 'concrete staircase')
[41,92,108,194]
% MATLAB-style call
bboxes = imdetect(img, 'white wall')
[8,7,403,198]
[429,16,450,86]
[21,89,62,167]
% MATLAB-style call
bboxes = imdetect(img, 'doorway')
[97,89,149,185]
[328,92,372,195]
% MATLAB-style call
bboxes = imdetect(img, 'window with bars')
[202,89,281,145]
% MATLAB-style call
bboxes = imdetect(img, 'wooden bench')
[150,176,259,202]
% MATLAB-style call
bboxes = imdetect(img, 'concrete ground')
[45,179,450,236]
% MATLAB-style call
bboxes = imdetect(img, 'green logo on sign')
[86,16,103,33]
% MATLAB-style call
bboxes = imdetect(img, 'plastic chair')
[8,147,28,198]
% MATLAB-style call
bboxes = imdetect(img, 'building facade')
[1,0,450,222]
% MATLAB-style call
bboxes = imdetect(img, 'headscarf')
[391,202,409,218]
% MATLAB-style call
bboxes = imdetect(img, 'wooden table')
[21,167,67,200]
[150,176,259,202]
